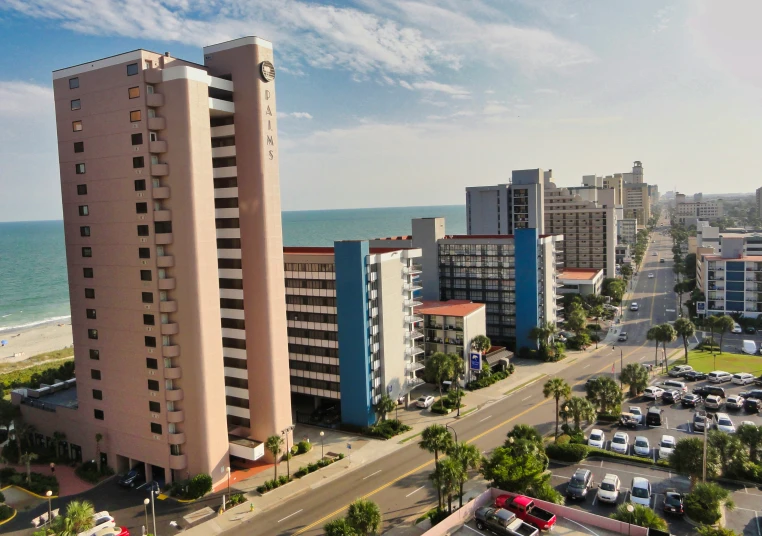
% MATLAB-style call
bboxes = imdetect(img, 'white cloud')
[420,98,447,107]
[484,89,495,94]
[278,111,313,119]
[399,80,415,90]
[653,6,675,33]
[0,81,53,117]
[483,103,511,115]
[534,88,558,95]
[409,80,470,96]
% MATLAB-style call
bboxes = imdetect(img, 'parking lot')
[455,516,621,536]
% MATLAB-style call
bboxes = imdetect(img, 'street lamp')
[148,485,157,536]
[319,431,325,460]
[626,503,634,536]
[50,462,55,474]
[281,424,296,480]
[612,346,624,389]
[445,422,458,444]
[143,498,149,533]
[45,490,52,527]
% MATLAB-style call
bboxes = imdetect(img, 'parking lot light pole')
[319,431,325,460]
[45,490,52,527]
[143,498,149,533]
[626,503,634,536]
[445,422,458,444]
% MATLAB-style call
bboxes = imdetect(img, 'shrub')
[610,503,668,530]
[417,507,449,526]
[186,473,213,500]
[307,463,318,473]
[684,482,734,525]
[596,412,620,423]
[75,461,102,484]
[545,443,588,463]
[527,482,564,504]
[507,364,515,375]
[0,359,75,390]
[338,453,345,460]
[568,431,586,445]
[297,440,312,454]
[0,490,4,503]
[0,467,17,483]
[366,419,412,439]
[6,472,59,495]
[0,504,13,522]
[256,485,266,494]
[278,475,288,485]
[295,467,307,478]
[555,434,571,445]
[290,445,299,455]
[466,370,508,390]
[229,493,245,506]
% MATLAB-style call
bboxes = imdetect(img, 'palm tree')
[715,315,735,355]
[53,499,96,536]
[674,317,695,364]
[19,451,38,484]
[425,352,453,401]
[446,353,465,417]
[647,326,663,370]
[659,323,677,371]
[542,378,571,438]
[419,424,453,510]
[94,433,103,471]
[324,517,357,536]
[620,363,650,396]
[704,315,719,355]
[434,458,464,514]
[265,435,284,481]
[590,305,604,348]
[447,442,483,508]
[737,424,762,463]
[609,503,667,531]
[529,321,556,348]
[470,335,491,356]
[585,376,623,414]
[375,394,396,422]
[346,499,382,535]
[563,397,596,431]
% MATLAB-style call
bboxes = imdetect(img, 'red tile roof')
[416,300,485,317]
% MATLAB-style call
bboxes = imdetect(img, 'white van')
[708,371,732,383]
[743,340,758,355]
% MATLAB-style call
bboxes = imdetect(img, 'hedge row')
[546,443,670,468]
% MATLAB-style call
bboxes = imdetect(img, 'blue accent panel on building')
[335,241,374,427]
[727,291,744,302]
[515,228,540,351]
[726,262,745,272]
[727,301,744,312]
[727,281,743,291]
[727,271,744,281]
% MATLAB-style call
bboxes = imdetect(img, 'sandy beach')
[0,320,73,364]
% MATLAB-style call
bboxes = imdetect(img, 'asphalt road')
[215,227,682,535]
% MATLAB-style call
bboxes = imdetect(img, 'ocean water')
[0,205,465,331]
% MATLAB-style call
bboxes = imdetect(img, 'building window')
[154,221,172,234]
[92,389,102,400]
[83,267,93,278]
[86,308,96,319]
[94,409,104,420]
[88,329,98,340]
[134,179,146,191]
[133,156,144,168]
[142,292,153,304]
[80,227,91,238]
[140,270,152,281]
[128,86,140,99]
[146,357,158,369]
[91,369,101,380]
[143,314,155,326]
[147,379,160,391]
[78,205,89,216]
[137,225,150,237]
[77,184,87,195]
[73,142,85,155]
[150,423,162,434]
[72,121,83,132]
[149,401,161,413]
[85,288,95,299]
[139,247,150,259]
[127,63,139,76]
[71,99,81,110]
[132,133,143,145]
[81,246,92,257]
[130,110,141,122]
[136,202,148,214]
[69,77,79,89]
[145,336,156,348]
[75,163,86,174]
[89,349,99,360]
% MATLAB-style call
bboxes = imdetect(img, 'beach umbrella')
[0,340,7,346]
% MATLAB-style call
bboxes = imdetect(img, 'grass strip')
[504,374,546,396]
[399,431,423,444]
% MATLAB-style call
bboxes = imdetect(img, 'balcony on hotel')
[151,163,169,176]
[163,364,182,379]
[152,187,170,199]
[159,300,177,313]
[147,116,165,131]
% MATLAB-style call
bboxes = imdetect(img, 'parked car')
[618,332,628,342]
[660,258,665,263]
[681,393,702,407]
[658,435,676,459]
[740,420,758,428]
[744,398,761,413]
[733,373,756,386]
[587,429,605,449]
[630,302,639,311]
[742,341,758,355]
[662,380,687,392]
[494,495,557,531]
[693,410,709,432]
[630,477,652,507]
[746,326,757,334]
[566,469,595,500]
[416,396,435,408]
[684,371,708,382]
[474,507,539,536]
[646,407,664,426]
[610,432,629,454]
[118,469,144,488]
[633,436,650,457]
[644,386,664,400]
[705,395,723,410]
[648,273,655,278]
[669,365,693,377]
[708,371,732,383]
[629,406,644,424]
[732,323,743,334]
[714,413,736,433]
[694,385,726,398]
[662,390,681,404]
[596,474,621,504]
[726,395,745,410]
[740,389,762,400]
[663,490,684,516]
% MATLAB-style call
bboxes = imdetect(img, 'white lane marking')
[583,365,590,369]
[405,486,424,498]
[522,395,532,402]
[278,509,303,523]
[363,470,382,480]
[639,356,646,361]
[550,474,571,480]
[463,525,484,535]
[479,415,492,423]
[592,493,597,506]
[755,511,760,536]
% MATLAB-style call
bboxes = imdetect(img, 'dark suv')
[566,468,594,500]
[744,398,761,413]
[646,407,664,426]
[693,385,726,398]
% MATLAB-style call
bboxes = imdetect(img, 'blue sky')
[1,0,761,221]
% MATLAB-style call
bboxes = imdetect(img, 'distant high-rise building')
[14,37,293,484]
[624,183,651,226]
[756,187,762,219]
[623,161,644,184]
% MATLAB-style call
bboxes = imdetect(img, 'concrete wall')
[466,186,504,235]
[412,218,445,301]
[463,306,486,384]
[377,253,407,403]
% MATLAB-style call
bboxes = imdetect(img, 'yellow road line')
[295,246,662,535]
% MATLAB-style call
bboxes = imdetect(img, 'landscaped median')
[256,453,345,494]
[545,442,670,468]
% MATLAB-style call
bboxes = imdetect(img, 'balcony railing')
[406,346,424,356]
[407,360,425,372]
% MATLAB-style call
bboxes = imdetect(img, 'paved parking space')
[549,460,762,536]
[455,517,620,536]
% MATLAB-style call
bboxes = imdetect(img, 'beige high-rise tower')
[16,37,292,484]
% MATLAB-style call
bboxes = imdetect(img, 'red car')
[494,495,557,531]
